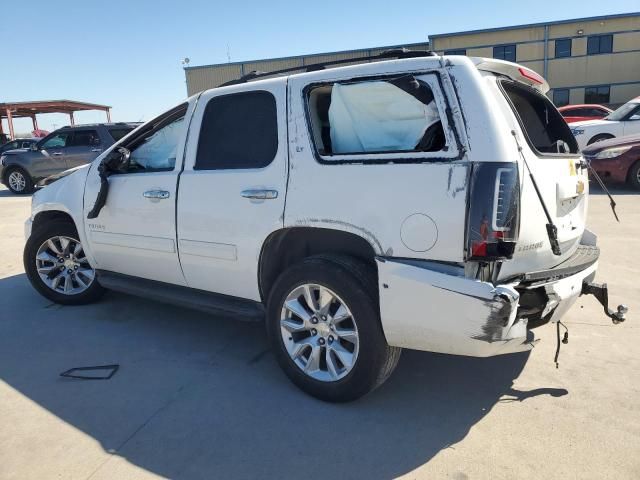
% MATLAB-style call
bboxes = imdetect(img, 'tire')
[5,166,34,194]
[628,160,640,191]
[586,134,614,146]
[24,219,105,305]
[266,254,401,402]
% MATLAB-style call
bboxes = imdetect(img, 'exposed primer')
[295,218,384,254]
[446,164,469,198]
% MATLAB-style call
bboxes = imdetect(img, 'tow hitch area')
[582,281,628,324]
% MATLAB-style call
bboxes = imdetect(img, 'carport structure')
[0,100,111,140]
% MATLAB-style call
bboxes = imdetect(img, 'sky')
[1,0,638,134]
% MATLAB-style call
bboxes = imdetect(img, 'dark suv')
[0,123,138,194]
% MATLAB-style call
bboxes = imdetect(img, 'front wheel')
[5,166,34,194]
[24,220,105,305]
[628,160,640,191]
[266,255,401,402]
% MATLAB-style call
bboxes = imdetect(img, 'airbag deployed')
[329,81,440,153]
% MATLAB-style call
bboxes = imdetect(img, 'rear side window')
[501,80,578,155]
[195,91,278,170]
[306,75,447,157]
[69,130,100,147]
[108,127,134,141]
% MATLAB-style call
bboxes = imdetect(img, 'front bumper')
[376,251,603,358]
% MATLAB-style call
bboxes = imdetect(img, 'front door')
[82,104,190,285]
[65,128,103,168]
[177,80,288,301]
[35,131,72,178]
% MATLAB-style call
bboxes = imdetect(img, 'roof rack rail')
[220,48,436,87]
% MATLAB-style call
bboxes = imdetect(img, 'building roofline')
[184,41,429,71]
[428,12,640,39]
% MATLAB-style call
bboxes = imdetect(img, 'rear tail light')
[466,162,520,260]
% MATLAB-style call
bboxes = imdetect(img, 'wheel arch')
[32,210,76,232]
[258,227,379,302]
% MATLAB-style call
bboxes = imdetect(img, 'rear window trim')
[498,78,580,159]
[302,70,464,165]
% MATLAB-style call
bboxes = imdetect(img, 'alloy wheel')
[8,171,26,192]
[280,283,359,382]
[35,236,95,295]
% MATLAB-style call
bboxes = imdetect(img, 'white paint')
[178,239,237,261]
[400,214,438,252]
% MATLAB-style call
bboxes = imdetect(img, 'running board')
[96,270,265,322]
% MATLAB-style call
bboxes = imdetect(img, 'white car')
[23,52,626,402]
[570,97,640,149]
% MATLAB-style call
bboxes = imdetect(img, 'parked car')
[558,104,612,124]
[583,133,640,190]
[570,97,640,149]
[23,53,625,402]
[0,138,38,155]
[0,123,138,194]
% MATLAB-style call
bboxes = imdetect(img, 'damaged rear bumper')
[376,255,603,357]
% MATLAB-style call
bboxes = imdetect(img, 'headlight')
[594,145,633,159]
[571,128,585,136]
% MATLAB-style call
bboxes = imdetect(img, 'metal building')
[429,12,640,106]
[184,12,639,108]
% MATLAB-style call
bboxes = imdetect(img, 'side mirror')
[102,147,131,172]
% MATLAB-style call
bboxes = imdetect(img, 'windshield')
[605,101,640,121]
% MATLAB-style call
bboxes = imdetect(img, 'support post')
[0,118,4,135]
[106,108,111,122]
[6,109,15,140]
[32,115,38,131]
[69,112,75,126]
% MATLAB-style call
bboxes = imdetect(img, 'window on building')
[584,85,610,104]
[307,76,447,157]
[195,91,278,170]
[444,49,466,55]
[493,44,516,62]
[555,39,572,58]
[587,34,613,55]
[553,89,570,107]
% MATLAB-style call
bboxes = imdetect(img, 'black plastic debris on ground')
[60,364,120,380]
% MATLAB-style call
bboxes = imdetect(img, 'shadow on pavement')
[0,273,563,479]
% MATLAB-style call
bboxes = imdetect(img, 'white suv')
[23,51,626,402]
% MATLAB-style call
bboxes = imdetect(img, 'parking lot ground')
[0,184,639,480]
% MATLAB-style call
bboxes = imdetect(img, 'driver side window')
[41,132,71,149]
[128,115,185,171]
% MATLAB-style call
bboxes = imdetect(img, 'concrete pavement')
[0,184,639,479]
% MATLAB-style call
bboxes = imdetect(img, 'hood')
[1,148,30,156]
[568,118,612,128]
[37,164,90,187]
[582,133,640,155]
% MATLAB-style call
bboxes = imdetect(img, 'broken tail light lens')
[466,162,520,260]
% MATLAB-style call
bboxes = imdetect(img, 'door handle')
[241,189,278,200]
[91,148,103,153]
[52,152,63,156]
[143,190,170,199]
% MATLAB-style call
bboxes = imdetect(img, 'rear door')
[65,128,103,168]
[493,78,589,279]
[177,79,288,301]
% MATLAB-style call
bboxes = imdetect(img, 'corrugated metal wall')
[184,42,430,95]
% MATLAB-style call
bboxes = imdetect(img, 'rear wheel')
[266,255,401,402]
[5,166,34,194]
[587,134,614,146]
[24,220,105,305]
[628,160,640,191]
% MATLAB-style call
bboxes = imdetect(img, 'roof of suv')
[56,122,141,130]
